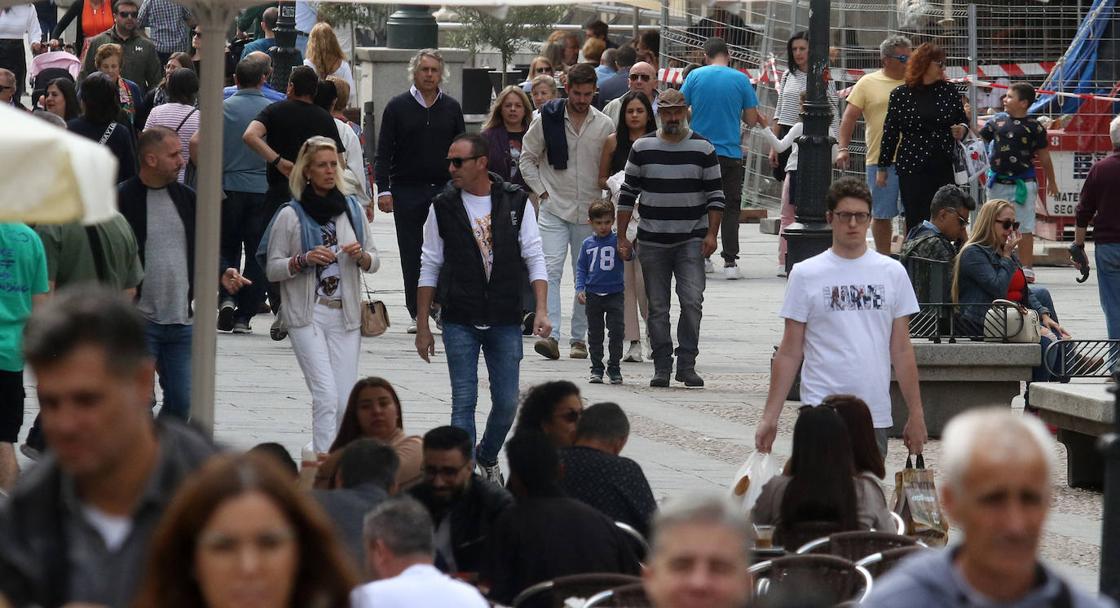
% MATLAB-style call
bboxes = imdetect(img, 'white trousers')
[288,304,361,452]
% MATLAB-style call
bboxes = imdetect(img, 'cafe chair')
[511,573,642,608]
[795,530,921,562]
[748,554,873,605]
[584,583,653,607]
[855,545,928,578]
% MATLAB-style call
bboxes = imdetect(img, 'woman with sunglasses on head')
[514,380,584,447]
[952,199,1071,384]
[877,43,969,235]
[263,136,379,455]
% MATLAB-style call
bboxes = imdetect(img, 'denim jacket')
[956,244,1048,324]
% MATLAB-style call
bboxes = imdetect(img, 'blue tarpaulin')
[1030,0,1118,116]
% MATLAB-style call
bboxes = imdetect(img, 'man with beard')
[617,88,724,388]
[407,426,512,574]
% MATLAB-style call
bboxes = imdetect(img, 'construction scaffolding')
[658,0,1120,217]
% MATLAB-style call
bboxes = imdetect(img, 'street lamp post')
[1101,372,1120,600]
[783,0,834,272]
[269,0,301,90]
[386,5,437,49]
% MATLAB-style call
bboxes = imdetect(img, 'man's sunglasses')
[957,213,969,226]
[117,10,138,18]
[629,73,652,82]
[447,155,482,167]
[998,220,1021,230]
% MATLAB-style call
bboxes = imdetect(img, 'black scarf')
[299,185,347,226]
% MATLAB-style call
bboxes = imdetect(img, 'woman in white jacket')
[266,136,379,453]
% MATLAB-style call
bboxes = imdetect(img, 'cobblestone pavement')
[18,213,1109,593]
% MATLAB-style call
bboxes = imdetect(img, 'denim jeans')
[538,209,592,344]
[221,190,269,324]
[144,321,192,420]
[586,291,624,374]
[639,240,706,373]
[392,183,442,319]
[442,322,523,466]
[1097,244,1120,340]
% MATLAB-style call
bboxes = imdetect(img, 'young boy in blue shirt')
[576,200,625,384]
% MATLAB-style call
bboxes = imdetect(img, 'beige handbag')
[984,298,1040,343]
[360,274,389,337]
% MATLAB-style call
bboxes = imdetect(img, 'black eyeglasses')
[423,462,469,479]
[534,66,552,74]
[557,409,582,423]
[629,73,652,82]
[832,211,871,224]
[117,10,138,18]
[997,219,1021,230]
[447,155,482,167]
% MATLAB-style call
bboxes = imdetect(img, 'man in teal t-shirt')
[681,36,767,279]
[0,223,49,490]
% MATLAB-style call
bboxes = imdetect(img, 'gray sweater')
[750,472,895,537]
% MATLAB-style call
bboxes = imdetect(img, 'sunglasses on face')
[447,155,481,168]
[117,10,138,18]
[958,213,969,226]
[534,66,552,74]
[629,73,652,82]
[997,219,1021,230]
[889,54,909,63]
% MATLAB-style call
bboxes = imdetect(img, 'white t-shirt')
[81,504,133,552]
[350,564,489,608]
[779,248,919,427]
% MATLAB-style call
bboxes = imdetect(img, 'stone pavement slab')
[17,214,1111,593]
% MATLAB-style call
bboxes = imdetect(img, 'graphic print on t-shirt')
[317,221,341,298]
[824,284,885,311]
[472,213,494,278]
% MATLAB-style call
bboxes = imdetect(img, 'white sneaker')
[723,264,741,280]
[407,318,417,334]
[479,461,505,486]
[704,258,715,274]
[624,341,643,363]
[777,264,788,278]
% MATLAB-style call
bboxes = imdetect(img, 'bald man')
[602,61,659,125]
[222,52,285,102]
[864,409,1116,608]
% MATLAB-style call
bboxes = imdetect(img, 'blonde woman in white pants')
[266,136,379,453]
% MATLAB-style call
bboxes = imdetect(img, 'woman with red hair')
[877,43,969,235]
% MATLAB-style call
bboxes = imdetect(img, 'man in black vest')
[414,134,550,486]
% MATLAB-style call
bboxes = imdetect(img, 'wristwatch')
[270,155,282,167]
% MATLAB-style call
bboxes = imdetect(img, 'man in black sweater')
[375,49,466,332]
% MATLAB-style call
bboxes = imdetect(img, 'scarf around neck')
[299,185,348,225]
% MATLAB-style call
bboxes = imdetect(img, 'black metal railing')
[909,302,1020,343]
[1044,340,1120,380]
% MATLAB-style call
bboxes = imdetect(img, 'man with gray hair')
[1072,115,1120,339]
[642,494,753,608]
[375,49,466,332]
[351,496,488,608]
[836,35,911,255]
[864,409,1115,608]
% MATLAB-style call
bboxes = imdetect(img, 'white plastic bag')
[729,452,780,514]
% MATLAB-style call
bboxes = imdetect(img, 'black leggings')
[898,158,955,235]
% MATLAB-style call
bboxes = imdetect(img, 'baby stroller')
[29,50,81,109]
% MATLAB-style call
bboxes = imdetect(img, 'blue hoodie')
[863,546,1115,608]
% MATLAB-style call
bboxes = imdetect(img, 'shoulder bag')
[984,298,1040,343]
[359,271,389,337]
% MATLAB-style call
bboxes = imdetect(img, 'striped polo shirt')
[618,131,726,246]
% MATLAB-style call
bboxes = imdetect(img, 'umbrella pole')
[189,6,236,437]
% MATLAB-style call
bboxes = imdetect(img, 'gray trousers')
[639,240,706,373]
[586,291,624,374]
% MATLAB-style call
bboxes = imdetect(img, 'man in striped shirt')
[617,89,725,388]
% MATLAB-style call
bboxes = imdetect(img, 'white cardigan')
[266,206,379,330]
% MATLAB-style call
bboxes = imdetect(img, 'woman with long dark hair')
[751,406,893,545]
[263,136,379,454]
[599,90,656,364]
[824,394,887,478]
[514,380,584,448]
[137,51,192,129]
[769,31,808,182]
[314,377,423,490]
[41,77,79,122]
[481,85,533,188]
[68,73,136,182]
[878,43,969,234]
[133,454,358,608]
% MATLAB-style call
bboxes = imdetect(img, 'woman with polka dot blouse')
[877,43,969,234]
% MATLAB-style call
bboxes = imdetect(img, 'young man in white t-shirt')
[756,177,927,459]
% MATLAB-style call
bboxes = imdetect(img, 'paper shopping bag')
[893,454,949,546]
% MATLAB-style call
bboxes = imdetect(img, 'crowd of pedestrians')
[1,6,1119,607]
